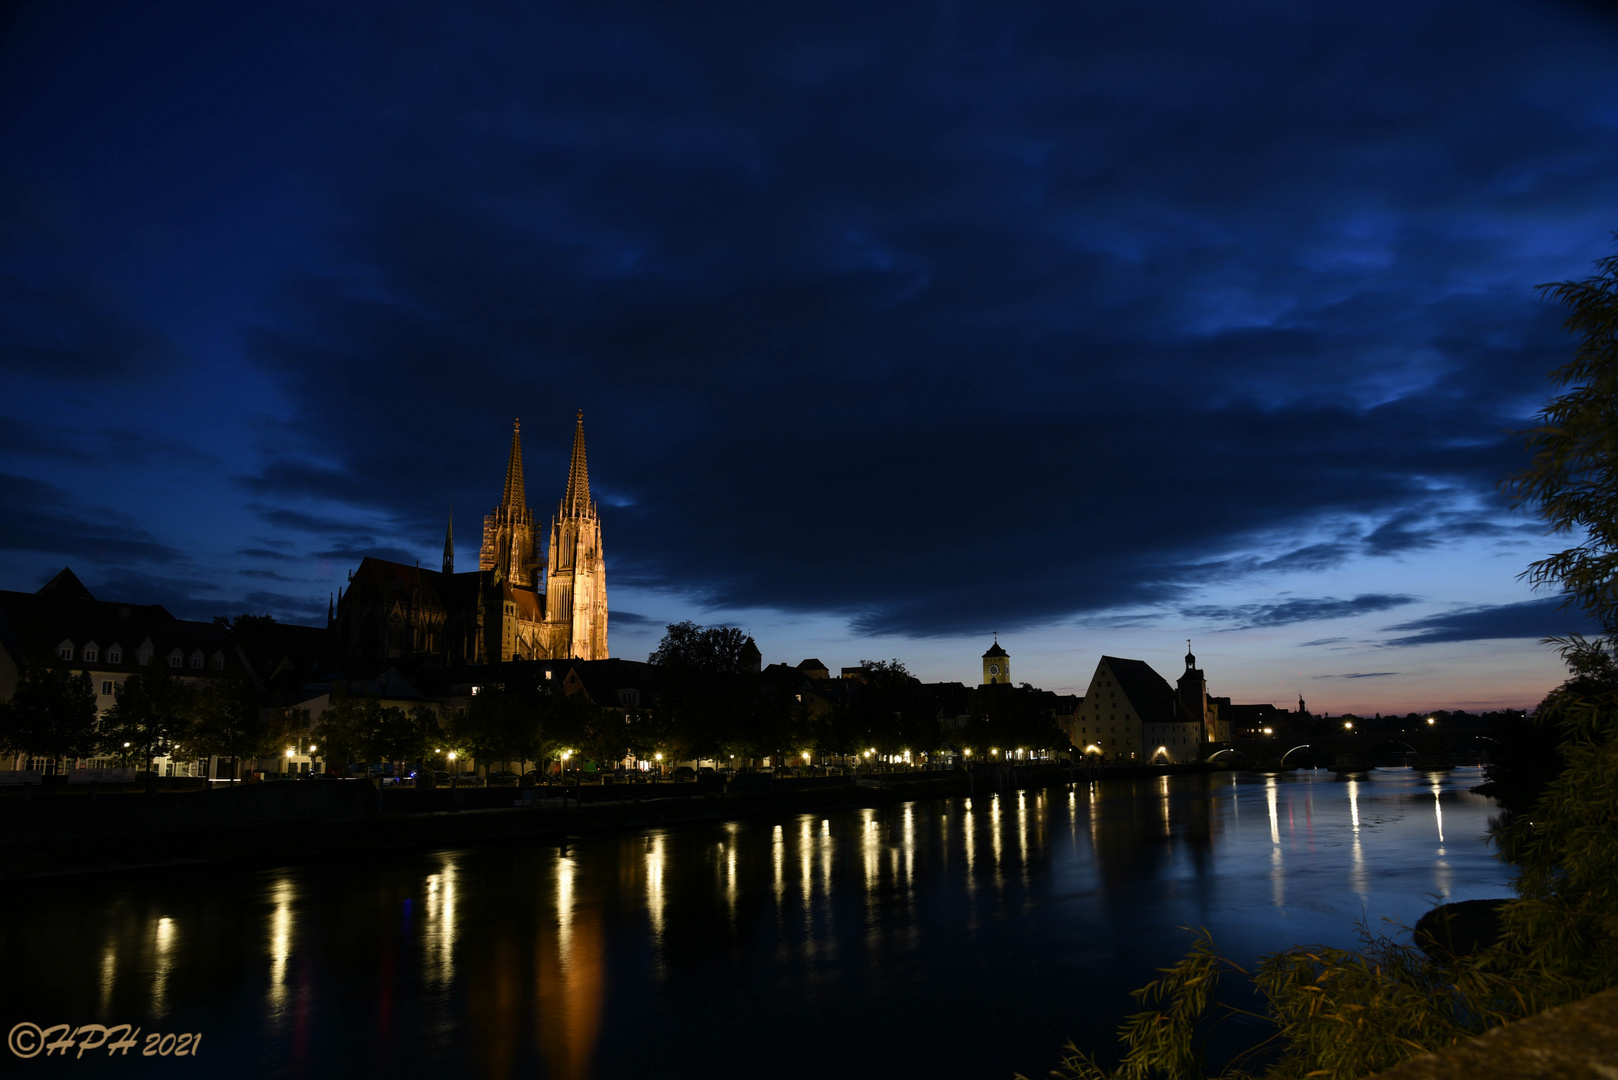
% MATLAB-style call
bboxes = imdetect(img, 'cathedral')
[332,414,608,664]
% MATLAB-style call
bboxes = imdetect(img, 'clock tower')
[981,636,1009,685]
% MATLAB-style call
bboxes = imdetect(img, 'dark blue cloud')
[2,0,1616,640]
[1313,672,1399,679]
[1184,594,1418,631]
[1382,597,1603,646]
[0,473,183,565]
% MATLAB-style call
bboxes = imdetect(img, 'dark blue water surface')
[2,769,1511,1079]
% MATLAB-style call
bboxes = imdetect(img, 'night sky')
[3,0,1615,711]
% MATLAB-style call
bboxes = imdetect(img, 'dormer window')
[139,639,155,666]
[57,639,75,661]
[107,645,122,665]
[209,652,225,671]
[189,651,205,670]
[169,648,184,668]
[83,642,99,663]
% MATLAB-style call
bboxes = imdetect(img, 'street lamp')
[1426,717,1435,726]
[1343,721,1353,731]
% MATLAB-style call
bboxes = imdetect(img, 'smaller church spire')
[442,510,454,574]
[561,409,592,515]
[1185,638,1196,670]
[501,420,527,511]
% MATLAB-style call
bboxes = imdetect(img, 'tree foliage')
[0,662,99,764]
[649,621,764,762]
[825,660,939,758]
[186,676,265,780]
[1504,241,1618,634]
[102,660,193,769]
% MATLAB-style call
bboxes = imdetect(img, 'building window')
[83,647,98,663]
[169,654,182,668]
[108,648,121,664]
[101,681,114,695]
[59,644,74,660]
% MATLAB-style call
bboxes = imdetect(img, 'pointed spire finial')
[561,410,592,515]
[442,508,455,574]
[501,421,527,511]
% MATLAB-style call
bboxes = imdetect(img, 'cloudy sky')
[3,0,1614,711]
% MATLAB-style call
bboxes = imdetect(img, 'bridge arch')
[1279,744,1313,766]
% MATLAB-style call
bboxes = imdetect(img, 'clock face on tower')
[988,664,1001,675]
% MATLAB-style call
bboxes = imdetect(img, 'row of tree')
[0,625,1072,780]
[0,660,269,778]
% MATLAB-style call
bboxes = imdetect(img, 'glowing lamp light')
[285,749,293,758]
[1343,721,1353,730]
[309,744,317,753]
[802,751,811,761]
[1262,727,1272,735]
[964,748,972,757]
[655,752,663,761]
[561,751,570,760]
[123,742,130,748]
[448,751,457,761]
[1426,717,1436,726]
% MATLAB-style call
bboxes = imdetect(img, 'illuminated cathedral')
[332,413,609,664]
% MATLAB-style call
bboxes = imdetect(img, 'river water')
[2,768,1511,1079]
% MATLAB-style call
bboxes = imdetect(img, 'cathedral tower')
[480,421,541,588]
[542,411,608,660]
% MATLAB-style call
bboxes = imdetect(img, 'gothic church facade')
[333,414,608,664]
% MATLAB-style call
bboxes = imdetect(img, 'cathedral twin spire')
[559,410,594,518]
[495,420,532,525]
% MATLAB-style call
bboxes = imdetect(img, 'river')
[1,768,1511,1078]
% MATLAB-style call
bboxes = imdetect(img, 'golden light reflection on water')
[98,946,116,1015]
[425,856,459,988]
[902,805,916,888]
[1347,779,1368,899]
[1432,777,1446,846]
[821,819,834,909]
[645,833,666,959]
[268,877,294,1014]
[1266,776,1284,908]
[150,916,175,1018]
[963,798,976,883]
[1266,776,1280,846]
[800,818,814,916]
[989,794,1004,889]
[861,809,879,902]
[773,824,785,913]
[536,849,605,1080]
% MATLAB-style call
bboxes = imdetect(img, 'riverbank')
[0,761,1229,880]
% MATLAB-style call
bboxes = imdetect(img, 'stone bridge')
[1209,729,1497,771]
